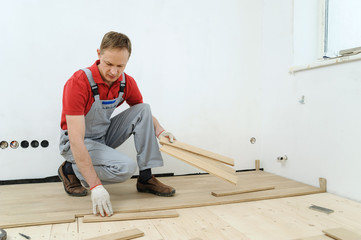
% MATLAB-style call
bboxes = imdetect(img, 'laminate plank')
[4,193,361,240]
[159,137,234,166]
[83,228,144,240]
[0,171,325,228]
[160,144,238,184]
[78,217,163,240]
[0,212,75,229]
[212,186,275,197]
[322,228,361,240]
[293,235,334,240]
[83,210,179,223]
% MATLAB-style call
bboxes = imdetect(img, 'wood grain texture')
[0,171,325,228]
[293,234,334,240]
[195,153,236,174]
[83,210,179,223]
[212,186,275,197]
[323,228,361,240]
[4,193,361,240]
[0,212,75,229]
[83,228,144,240]
[319,178,327,192]
[255,160,260,171]
[159,137,234,166]
[160,145,238,184]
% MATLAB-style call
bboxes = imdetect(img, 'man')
[58,31,176,217]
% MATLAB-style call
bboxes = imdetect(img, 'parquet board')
[323,228,361,240]
[159,137,234,166]
[83,228,144,240]
[0,171,324,228]
[83,210,179,223]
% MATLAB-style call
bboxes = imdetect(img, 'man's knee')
[124,160,137,179]
[131,103,150,114]
[98,158,137,184]
[116,159,137,182]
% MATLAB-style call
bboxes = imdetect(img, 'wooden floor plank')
[78,217,162,240]
[152,207,250,240]
[323,228,361,240]
[293,235,334,240]
[83,228,144,240]
[159,137,234,166]
[0,171,324,228]
[192,153,236,174]
[212,186,275,197]
[2,193,361,240]
[83,210,179,223]
[0,212,75,229]
[160,145,238,184]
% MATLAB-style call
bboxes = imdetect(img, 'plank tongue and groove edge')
[160,144,238,185]
[84,228,144,240]
[322,228,361,240]
[83,210,179,223]
[0,212,75,229]
[212,186,275,197]
[159,137,234,166]
[292,235,334,240]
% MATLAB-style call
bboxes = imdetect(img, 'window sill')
[289,54,361,74]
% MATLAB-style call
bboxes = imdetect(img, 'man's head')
[99,31,132,56]
[97,31,132,86]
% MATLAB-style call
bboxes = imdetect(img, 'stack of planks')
[159,137,238,185]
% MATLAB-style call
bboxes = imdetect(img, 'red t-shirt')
[60,60,143,130]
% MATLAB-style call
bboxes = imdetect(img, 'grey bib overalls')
[59,69,163,186]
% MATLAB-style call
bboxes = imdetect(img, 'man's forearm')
[70,140,101,188]
[152,115,164,137]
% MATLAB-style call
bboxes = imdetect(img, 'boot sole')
[58,168,87,197]
[137,187,175,197]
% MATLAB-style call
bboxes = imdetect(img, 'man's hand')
[91,184,113,217]
[158,130,176,143]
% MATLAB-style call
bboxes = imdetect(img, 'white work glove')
[157,130,176,143]
[91,184,113,217]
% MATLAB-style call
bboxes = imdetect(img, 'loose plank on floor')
[83,210,179,223]
[323,228,361,240]
[212,186,275,197]
[84,228,144,240]
[293,235,334,240]
[0,212,75,229]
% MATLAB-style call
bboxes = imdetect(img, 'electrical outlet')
[277,155,288,162]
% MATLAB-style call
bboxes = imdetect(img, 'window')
[323,0,361,58]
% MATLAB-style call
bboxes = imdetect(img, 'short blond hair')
[99,31,132,56]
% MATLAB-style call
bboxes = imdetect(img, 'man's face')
[97,48,130,86]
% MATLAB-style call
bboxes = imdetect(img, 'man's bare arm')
[152,115,165,137]
[152,115,175,142]
[66,115,101,188]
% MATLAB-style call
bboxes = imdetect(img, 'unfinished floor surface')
[3,193,361,240]
[0,171,325,228]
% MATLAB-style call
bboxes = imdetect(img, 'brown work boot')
[58,161,87,197]
[136,176,176,197]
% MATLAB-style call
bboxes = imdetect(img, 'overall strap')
[81,68,99,97]
[118,72,126,100]
[119,72,126,93]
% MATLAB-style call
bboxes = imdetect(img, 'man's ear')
[97,49,101,59]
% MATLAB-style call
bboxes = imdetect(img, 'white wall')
[260,0,361,202]
[0,0,263,180]
[2,0,359,204]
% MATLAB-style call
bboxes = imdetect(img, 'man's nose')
[110,67,118,75]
